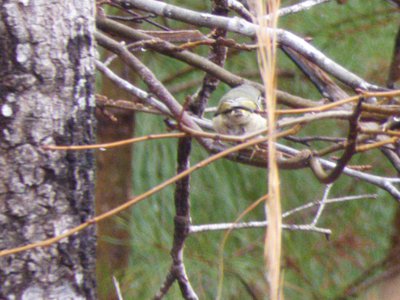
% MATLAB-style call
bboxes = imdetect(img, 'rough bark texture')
[0,1,96,299]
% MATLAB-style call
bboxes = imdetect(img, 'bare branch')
[277,143,400,200]
[281,45,349,101]
[282,194,378,217]
[310,184,332,227]
[387,25,400,88]
[114,0,384,91]
[189,0,229,116]
[271,0,333,18]
[227,0,253,21]
[95,32,200,129]
[96,61,213,130]
[95,60,172,116]
[309,99,362,183]
[113,276,124,300]
[190,221,331,235]
[190,193,377,234]
[168,137,198,300]
[96,16,318,109]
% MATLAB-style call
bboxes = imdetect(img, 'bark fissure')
[0,1,97,299]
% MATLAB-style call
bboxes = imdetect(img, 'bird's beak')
[231,109,244,117]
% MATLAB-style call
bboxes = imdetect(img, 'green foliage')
[118,1,400,299]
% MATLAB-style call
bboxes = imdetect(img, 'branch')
[114,0,384,91]
[43,132,188,151]
[190,222,331,235]
[96,94,163,115]
[190,193,377,234]
[96,15,243,87]
[95,60,172,116]
[309,99,362,183]
[282,194,378,217]
[96,15,318,109]
[0,127,300,257]
[95,61,213,130]
[387,26,400,88]
[95,32,205,136]
[280,45,349,101]
[271,0,333,18]
[189,0,229,116]
[96,52,400,197]
[227,0,253,21]
[277,143,400,200]
[310,184,332,227]
[167,137,198,300]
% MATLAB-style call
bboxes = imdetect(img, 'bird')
[212,84,267,136]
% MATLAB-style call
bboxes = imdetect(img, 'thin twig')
[310,184,332,227]
[309,99,363,183]
[96,60,172,116]
[189,0,229,116]
[113,276,124,300]
[153,272,176,300]
[270,0,333,18]
[277,143,400,200]
[190,221,331,235]
[282,194,378,218]
[43,132,187,150]
[227,0,253,21]
[190,192,378,235]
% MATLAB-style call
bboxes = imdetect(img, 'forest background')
[95,1,400,299]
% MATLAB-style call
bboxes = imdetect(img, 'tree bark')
[0,1,96,299]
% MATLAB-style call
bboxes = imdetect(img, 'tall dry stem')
[251,0,283,299]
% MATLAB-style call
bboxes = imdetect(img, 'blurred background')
[96,1,400,299]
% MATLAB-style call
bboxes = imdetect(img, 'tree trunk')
[0,1,96,299]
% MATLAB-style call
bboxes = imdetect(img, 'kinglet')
[212,84,267,135]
